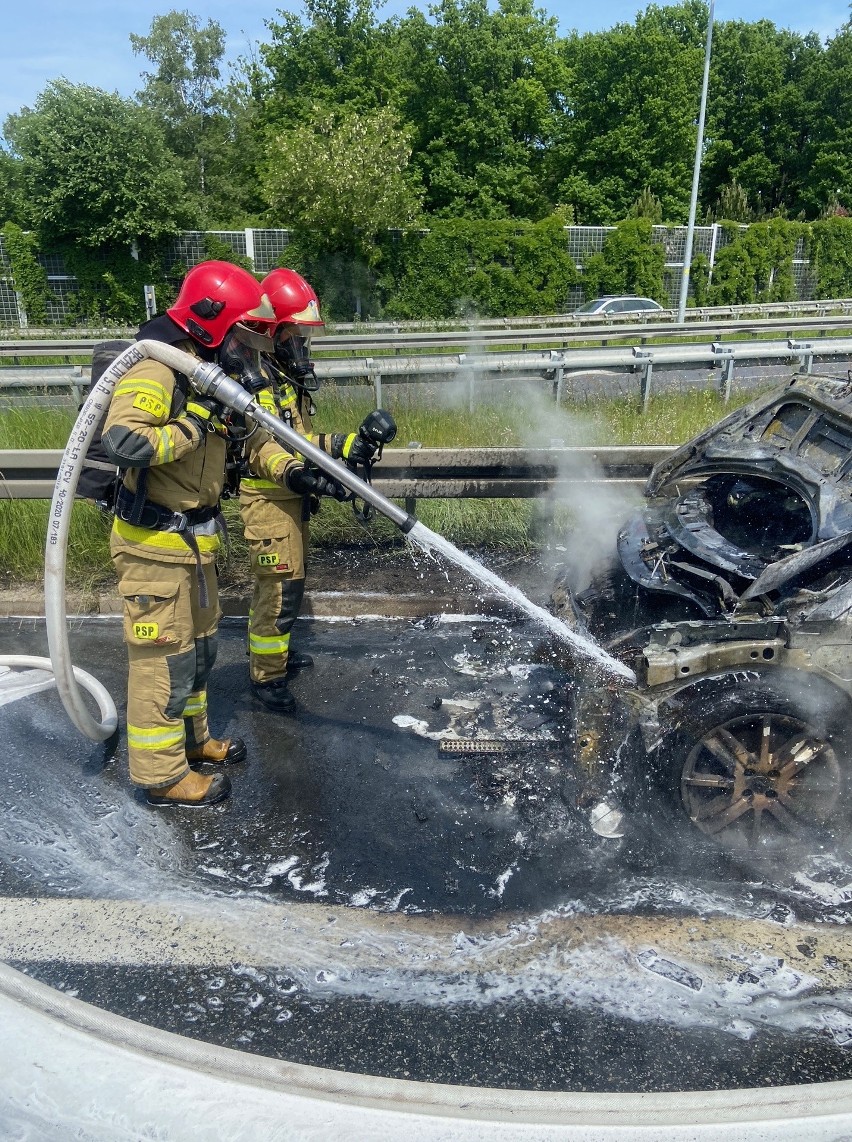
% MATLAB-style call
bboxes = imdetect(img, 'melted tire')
[649,671,852,855]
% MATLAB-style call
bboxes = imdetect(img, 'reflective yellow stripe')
[113,517,220,553]
[127,723,185,750]
[185,401,212,420]
[258,389,297,412]
[267,448,304,467]
[241,477,279,490]
[249,631,291,655]
[342,432,358,459]
[114,378,170,405]
[154,426,175,464]
[183,693,207,717]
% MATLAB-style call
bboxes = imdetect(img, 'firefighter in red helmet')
[102,260,276,806]
[240,268,394,712]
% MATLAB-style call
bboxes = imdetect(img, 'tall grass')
[0,385,766,583]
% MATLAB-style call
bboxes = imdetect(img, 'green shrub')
[810,216,852,298]
[2,222,50,325]
[708,219,807,305]
[580,219,666,302]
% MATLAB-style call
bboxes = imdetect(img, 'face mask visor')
[217,324,270,395]
[273,325,320,392]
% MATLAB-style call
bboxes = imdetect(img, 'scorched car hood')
[617,373,852,615]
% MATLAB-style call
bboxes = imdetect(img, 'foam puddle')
[5,893,852,1045]
[406,521,636,683]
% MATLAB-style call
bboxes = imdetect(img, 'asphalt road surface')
[3,613,852,1092]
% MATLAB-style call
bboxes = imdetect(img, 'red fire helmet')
[167,261,276,348]
[261,268,324,328]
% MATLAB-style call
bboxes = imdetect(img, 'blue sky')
[3,0,851,127]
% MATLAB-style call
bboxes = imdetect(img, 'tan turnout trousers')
[115,552,220,788]
[244,496,309,683]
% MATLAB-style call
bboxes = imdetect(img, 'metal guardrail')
[0,446,673,502]
[3,335,850,410]
[6,297,852,342]
[5,313,852,358]
[329,297,852,333]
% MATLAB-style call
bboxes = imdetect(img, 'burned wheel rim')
[680,712,842,849]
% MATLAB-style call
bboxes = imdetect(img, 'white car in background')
[573,296,665,317]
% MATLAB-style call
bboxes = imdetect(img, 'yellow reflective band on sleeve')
[257,391,277,412]
[132,622,159,640]
[342,432,358,459]
[114,378,171,405]
[186,401,212,420]
[240,477,279,490]
[127,723,186,751]
[268,448,305,467]
[249,631,291,655]
[183,693,207,718]
[132,392,168,419]
[280,391,297,408]
[113,517,221,553]
[154,426,175,464]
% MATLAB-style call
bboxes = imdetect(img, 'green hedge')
[375,216,579,319]
[6,214,852,328]
[707,220,808,305]
[2,222,50,325]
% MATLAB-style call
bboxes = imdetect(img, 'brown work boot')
[146,770,231,807]
[186,737,247,767]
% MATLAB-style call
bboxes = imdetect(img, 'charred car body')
[552,372,852,853]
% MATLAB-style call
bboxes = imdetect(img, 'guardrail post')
[788,339,814,374]
[459,354,475,412]
[405,441,421,518]
[365,358,381,406]
[550,351,565,404]
[712,343,736,403]
[633,348,654,412]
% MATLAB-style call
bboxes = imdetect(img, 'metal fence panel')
[0,224,826,328]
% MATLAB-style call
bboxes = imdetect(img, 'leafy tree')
[709,179,754,223]
[0,147,24,226]
[703,20,821,219]
[132,11,263,226]
[797,22,852,219]
[259,0,395,122]
[556,2,706,224]
[261,103,422,260]
[261,103,423,315]
[392,0,570,219]
[628,187,664,222]
[3,80,188,247]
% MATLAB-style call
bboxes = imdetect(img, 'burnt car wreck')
[551,371,852,853]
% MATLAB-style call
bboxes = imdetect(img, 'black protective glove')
[285,463,350,502]
[343,434,378,467]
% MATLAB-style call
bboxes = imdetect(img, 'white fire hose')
[32,340,417,742]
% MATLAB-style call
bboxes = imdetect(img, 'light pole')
[677,0,715,324]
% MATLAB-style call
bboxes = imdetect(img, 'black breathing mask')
[218,323,271,395]
[274,325,320,393]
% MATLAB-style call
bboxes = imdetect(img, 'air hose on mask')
[40,340,418,743]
